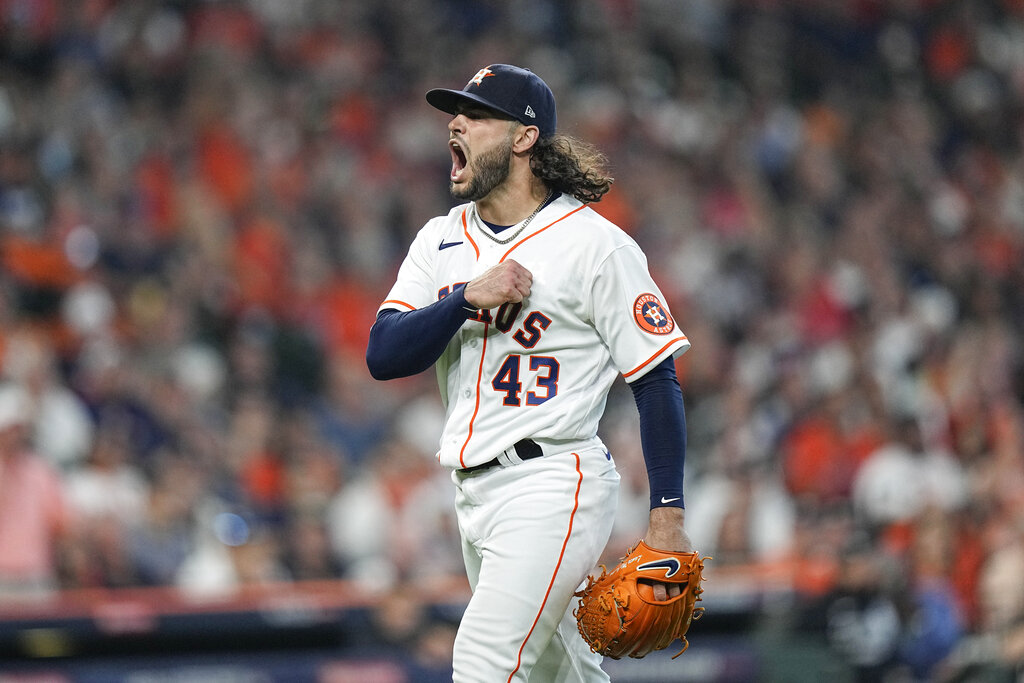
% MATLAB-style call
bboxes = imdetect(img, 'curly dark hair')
[530,135,613,203]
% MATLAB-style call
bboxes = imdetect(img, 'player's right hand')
[464,260,533,309]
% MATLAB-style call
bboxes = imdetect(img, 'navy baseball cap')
[426,64,557,138]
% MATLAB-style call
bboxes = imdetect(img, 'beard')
[450,133,514,202]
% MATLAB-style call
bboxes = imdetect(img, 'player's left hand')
[643,506,691,601]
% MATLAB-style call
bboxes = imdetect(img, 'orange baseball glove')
[573,541,708,660]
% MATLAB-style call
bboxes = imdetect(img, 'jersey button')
[462,389,472,398]
[468,339,478,348]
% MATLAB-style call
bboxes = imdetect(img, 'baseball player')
[366,64,692,682]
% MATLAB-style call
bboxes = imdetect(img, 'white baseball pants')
[451,443,620,682]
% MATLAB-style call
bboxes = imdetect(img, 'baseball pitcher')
[366,64,705,682]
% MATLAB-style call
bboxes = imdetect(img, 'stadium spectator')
[0,382,70,601]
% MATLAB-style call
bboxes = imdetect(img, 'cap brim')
[425,88,520,122]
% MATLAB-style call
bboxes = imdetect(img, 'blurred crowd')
[0,0,1023,679]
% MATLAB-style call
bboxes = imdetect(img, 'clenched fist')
[464,260,533,309]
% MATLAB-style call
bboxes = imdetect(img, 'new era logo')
[524,105,536,119]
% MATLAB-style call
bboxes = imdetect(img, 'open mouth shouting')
[447,130,512,201]
[449,137,468,183]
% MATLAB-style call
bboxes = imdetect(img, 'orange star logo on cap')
[469,67,495,86]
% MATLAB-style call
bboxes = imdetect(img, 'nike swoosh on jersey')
[438,240,464,250]
[660,496,681,504]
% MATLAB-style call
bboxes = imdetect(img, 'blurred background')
[0,0,1022,681]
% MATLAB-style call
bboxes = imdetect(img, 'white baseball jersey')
[378,193,690,470]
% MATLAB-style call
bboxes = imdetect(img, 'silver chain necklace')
[473,190,553,245]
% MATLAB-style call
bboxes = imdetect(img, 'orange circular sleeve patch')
[633,293,675,335]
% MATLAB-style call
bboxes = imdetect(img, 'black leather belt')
[459,439,543,474]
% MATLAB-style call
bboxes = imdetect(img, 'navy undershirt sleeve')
[366,285,476,380]
[629,356,687,509]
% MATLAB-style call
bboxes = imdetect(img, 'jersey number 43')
[492,354,559,407]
